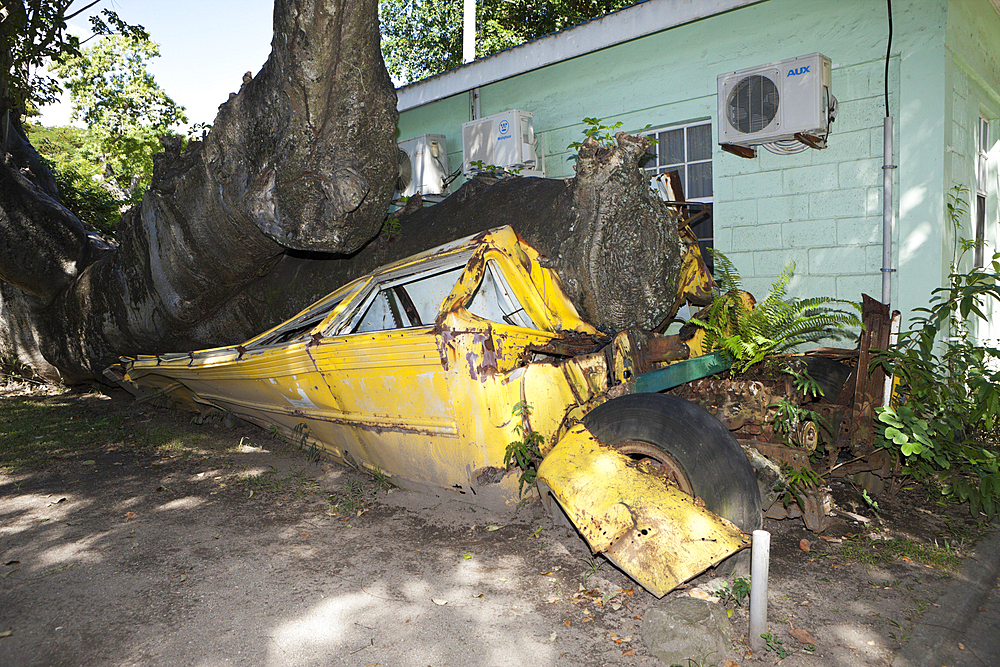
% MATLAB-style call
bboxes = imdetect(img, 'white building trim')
[395,0,764,112]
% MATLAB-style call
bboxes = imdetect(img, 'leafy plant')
[504,401,544,496]
[567,117,658,151]
[567,117,623,150]
[776,465,824,510]
[468,159,522,177]
[717,576,751,607]
[691,250,862,372]
[760,631,790,658]
[872,186,1000,519]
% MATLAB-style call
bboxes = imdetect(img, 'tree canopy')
[0,1,147,114]
[379,0,633,83]
[51,32,188,202]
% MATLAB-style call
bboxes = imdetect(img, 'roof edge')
[396,0,764,112]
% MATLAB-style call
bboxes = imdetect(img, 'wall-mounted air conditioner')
[396,134,449,199]
[717,53,837,157]
[462,109,543,177]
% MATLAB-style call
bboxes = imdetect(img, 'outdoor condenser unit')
[717,53,837,157]
[462,109,543,177]
[396,134,449,198]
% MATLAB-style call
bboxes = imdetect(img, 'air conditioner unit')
[462,110,543,177]
[717,53,836,155]
[396,134,449,198]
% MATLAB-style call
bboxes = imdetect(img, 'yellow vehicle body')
[119,226,754,596]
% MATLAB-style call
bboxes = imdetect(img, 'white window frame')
[640,120,714,268]
[975,116,990,268]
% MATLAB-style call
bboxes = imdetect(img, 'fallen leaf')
[47,498,67,506]
[867,640,875,646]
[959,642,966,650]
[300,532,309,537]
[564,620,571,627]
[799,539,811,552]
[633,614,642,620]
[582,617,593,623]
[622,649,636,656]
[179,574,187,582]
[124,511,137,520]
[3,561,19,566]
[546,596,560,604]
[539,571,553,576]
[81,460,96,466]
[790,628,816,644]
[472,593,484,598]
[723,661,739,667]
[819,535,842,543]
[431,598,448,606]
[486,525,502,531]
[899,556,912,562]
[248,490,255,498]
[0,630,12,638]
[549,631,557,641]
[462,552,474,560]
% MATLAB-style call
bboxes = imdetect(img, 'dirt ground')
[0,382,992,667]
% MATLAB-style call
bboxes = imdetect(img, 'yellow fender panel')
[536,424,751,597]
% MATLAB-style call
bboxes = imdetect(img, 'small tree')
[52,32,187,203]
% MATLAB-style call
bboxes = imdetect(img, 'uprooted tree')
[0,0,681,384]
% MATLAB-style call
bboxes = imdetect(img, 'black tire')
[583,393,762,535]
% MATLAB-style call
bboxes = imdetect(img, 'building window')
[641,121,714,270]
[975,116,989,268]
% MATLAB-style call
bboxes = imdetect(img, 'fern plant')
[691,250,862,371]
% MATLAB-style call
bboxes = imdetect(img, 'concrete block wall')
[713,58,891,307]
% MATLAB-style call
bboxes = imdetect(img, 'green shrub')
[691,250,862,371]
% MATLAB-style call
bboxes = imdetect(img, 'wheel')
[583,393,762,536]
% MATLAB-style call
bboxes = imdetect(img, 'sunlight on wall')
[899,223,932,265]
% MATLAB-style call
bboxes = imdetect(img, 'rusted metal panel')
[537,425,750,597]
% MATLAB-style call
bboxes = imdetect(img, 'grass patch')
[840,536,962,571]
[0,394,132,471]
[0,390,239,473]
[327,473,390,516]
[234,466,321,498]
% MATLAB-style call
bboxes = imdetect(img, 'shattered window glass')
[352,266,465,334]
[466,261,538,329]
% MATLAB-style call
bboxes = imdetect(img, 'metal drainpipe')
[882,116,896,304]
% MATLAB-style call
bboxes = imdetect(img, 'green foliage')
[1,5,145,113]
[567,117,622,150]
[468,159,522,176]
[51,31,187,204]
[566,117,657,151]
[776,465,824,510]
[872,187,1000,519]
[26,122,120,234]
[504,401,544,496]
[760,632,790,659]
[691,250,862,371]
[379,0,633,84]
[717,576,751,607]
[840,536,961,570]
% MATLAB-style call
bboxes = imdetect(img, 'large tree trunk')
[0,0,681,383]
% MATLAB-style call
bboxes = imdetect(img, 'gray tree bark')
[0,0,681,383]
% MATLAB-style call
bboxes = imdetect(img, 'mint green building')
[395,0,1000,345]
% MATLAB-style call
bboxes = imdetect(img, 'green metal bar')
[633,351,730,394]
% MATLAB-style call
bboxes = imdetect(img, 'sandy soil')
[0,384,987,667]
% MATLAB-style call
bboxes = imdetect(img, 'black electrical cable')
[885,0,893,117]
